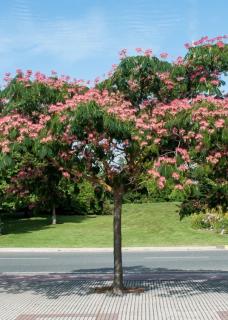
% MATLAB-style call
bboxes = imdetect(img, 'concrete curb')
[1,271,228,281]
[0,271,228,281]
[0,245,228,253]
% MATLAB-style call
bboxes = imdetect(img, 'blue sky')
[0,0,228,83]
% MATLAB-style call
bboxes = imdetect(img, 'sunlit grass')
[0,202,227,247]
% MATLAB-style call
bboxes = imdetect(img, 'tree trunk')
[112,184,124,295]
[0,216,2,235]
[52,204,56,225]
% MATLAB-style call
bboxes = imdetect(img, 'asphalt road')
[0,250,228,273]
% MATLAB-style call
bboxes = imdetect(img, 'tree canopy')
[0,35,227,293]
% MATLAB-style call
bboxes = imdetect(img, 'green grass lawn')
[0,202,228,247]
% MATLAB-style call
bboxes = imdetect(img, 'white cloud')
[30,14,107,61]
[0,2,108,63]
[0,0,185,75]
[13,0,33,23]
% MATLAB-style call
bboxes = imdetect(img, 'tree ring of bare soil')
[93,286,145,295]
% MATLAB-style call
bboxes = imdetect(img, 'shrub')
[57,180,112,215]
[191,213,211,229]
[191,206,228,234]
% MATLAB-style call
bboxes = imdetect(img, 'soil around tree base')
[94,285,145,295]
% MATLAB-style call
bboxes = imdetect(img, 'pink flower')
[175,56,184,65]
[206,156,219,165]
[119,49,127,60]
[128,79,139,91]
[135,48,142,53]
[158,176,166,189]
[16,69,23,75]
[144,49,153,57]
[18,171,26,178]
[178,164,188,172]
[217,41,225,48]
[195,133,203,140]
[175,184,184,190]
[172,172,180,180]
[132,135,140,141]
[185,179,193,185]
[215,119,225,128]
[148,169,160,178]
[94,77,100,84]
[176,148,190,162]
[88,133,94,139]
[214,152,222,159]
[199,77,207,83]
[210,79,219,86]
[184,43,191,49]
[176,77,185,82]
[154,138,161,144]
[160,52,168,59]
[62,171,70,178]
[41,136,52,143]
[26,70,32,76]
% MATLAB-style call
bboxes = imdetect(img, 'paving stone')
[1,276,228,320]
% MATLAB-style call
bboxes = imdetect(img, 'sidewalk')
[1,245,228,252]
[1,247,228,319]
[1,273,228,319]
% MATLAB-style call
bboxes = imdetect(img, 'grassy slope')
[0,202,227,247]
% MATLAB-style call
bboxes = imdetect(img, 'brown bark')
[0,216,2,235]
[52,203,56,225]
[112,184,124,294]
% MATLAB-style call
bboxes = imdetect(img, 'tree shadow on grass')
[1,215,89,235]
[1,266,228,299]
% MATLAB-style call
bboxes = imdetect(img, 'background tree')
[0,72,87,223]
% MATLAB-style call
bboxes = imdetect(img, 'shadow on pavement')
[1,266,228,299]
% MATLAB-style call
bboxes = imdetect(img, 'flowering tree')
[0,36,227,294]
[139,96,228,216]
[8,160,66,225]
[102,36,228,104]
[100,36,228,217]
[37,90,227,293]
[0,72,87,226]
[94,36,227,291]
